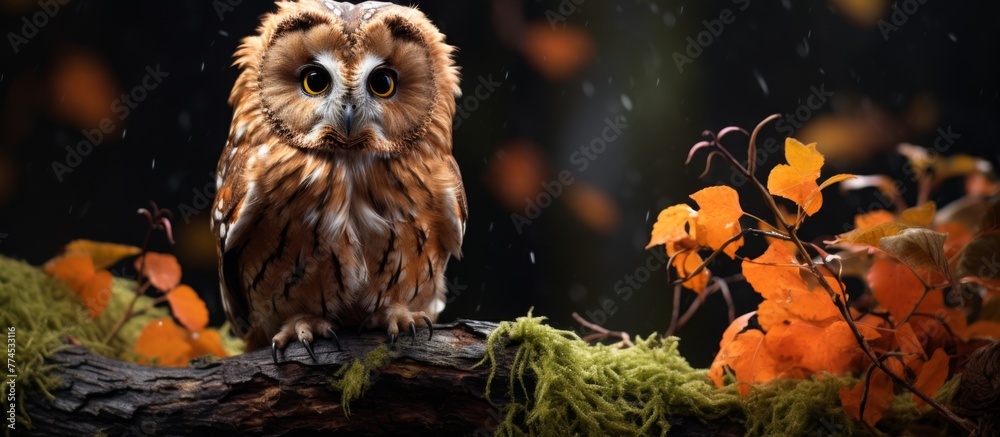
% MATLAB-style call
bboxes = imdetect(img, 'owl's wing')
[440,154,467,258]
[213,140,254,338]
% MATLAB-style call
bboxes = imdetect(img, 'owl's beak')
[342,105,355,137]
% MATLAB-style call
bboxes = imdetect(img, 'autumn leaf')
[911,348,949,411]
[78,270,113,318]
[135,253,182,291]
[854,210,895,232]
[166,285,209,332]
[690,186,744,258]
[743,243,841,327]
[765,320,870,375]
[65,239,142,270]
[839,367,895,427]
[716,329,784,397]
[44,254,95,291]
[767,138,825,216]
[895,322,927,372]
[898,202,936,227]
[134,318,193,367]
[646,204,697,250]
[189,329,229,358]
[955,234,1000,283]
[43,254,112,317]
[835,222,909,248]
[673,250,709,294]
[964,321,1000,339]
[867,258,928,322]
[878,228,950,276]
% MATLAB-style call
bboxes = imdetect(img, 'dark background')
[1,0,998,367]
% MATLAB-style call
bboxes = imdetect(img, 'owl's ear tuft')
[384,16,424,45]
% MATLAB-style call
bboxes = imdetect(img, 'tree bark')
[25,319,743,436]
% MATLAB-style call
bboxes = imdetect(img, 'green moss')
[742,377,859,436]
[329,345,394,416]
[480,314,964,436]
[479,313,741,436]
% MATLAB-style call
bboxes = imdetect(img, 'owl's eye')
[301,67,331,96]
[368,69,396,98]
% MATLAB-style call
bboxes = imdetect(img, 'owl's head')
[234,0,460,155]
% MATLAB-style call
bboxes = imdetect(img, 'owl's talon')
[409,321,417,345]
[422,315,434,341]
[301,339,317,362]
[326,327,342,351]
[271,341,280,364]
[388,333,397,349]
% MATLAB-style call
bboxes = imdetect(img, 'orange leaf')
[964,321,1000,339]
[899,202,936,227]
[764,321,860,375]
[855,210,895,232]
[839,367,895,426]
[911,348,949,411]
[673,250,709,294]
[710,312,757,387]
[79,270,114,318]
[65,239,142,270]
[189,329,229,358]
[867,259,929,322]
[767,138,825,216]
[743,243,840,326]
[718,329,783,397]
[44,254,95,292]
[646,204,696,250]
[690,186,744,258]
[134,318,193,367]
[135,253,182,291]
[895,322,926,372]
[835,222,909,248]
[166,285,209,332]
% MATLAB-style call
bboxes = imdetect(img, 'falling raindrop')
[621,94,633,111]
[122,128,127,139]
[218,30,229,37]
[948,33,958,42]
[151,159,156,169]
[529,251,536,264]
[582,81,595,98]
[201,62,205,72]
[753,69,769,96]
[645,210,650,222]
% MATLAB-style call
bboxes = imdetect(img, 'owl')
[211,0,466,362]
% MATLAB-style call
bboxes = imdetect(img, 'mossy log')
[24,319,744,436]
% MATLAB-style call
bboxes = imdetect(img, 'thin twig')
[572,312,634,347]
